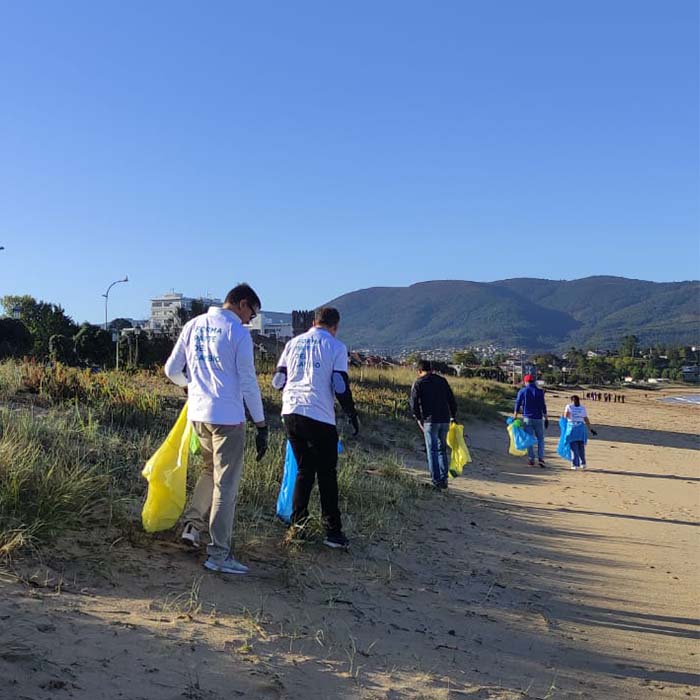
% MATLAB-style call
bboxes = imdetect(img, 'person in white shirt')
[563,395,597,470]
[272,307,359,550]
[164,283,268,575]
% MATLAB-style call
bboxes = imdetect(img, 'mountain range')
[324,277,700,353]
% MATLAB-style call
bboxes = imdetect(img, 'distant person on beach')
[514,374,549,467]
[563,395,597,470]
[272,306,359,550]
[164,283,268,576]
[410,359,458,490]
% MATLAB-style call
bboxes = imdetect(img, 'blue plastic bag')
[557,417,571,460]
[276,441,298,524]
[276,439,344,523]
[557,417,588,461]
[506,417,537,455]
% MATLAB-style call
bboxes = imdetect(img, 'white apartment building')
[149,292,221,329]
[246,311,292,339]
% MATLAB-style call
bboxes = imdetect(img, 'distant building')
[149,292,221,330]
[681,365,700,383]
[108,318,148,330]
[246,311,292,340]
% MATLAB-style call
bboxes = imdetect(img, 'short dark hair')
[417,359,432,372]
[314,307,340,327]
[570,394,580,407]
[225,283,261,310]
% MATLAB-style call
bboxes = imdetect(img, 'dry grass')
[0,358,507,558]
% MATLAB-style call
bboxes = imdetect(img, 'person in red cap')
[513,374,549,467]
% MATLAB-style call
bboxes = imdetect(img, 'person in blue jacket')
[513,374,549,467]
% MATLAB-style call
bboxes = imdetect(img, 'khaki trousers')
[183,422,246,562]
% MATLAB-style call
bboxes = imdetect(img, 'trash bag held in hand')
[557,417,572,460]
[276,439,345,523]
[276,440,298,524]
[506,417,537,456]
[557,417,588,461]
[141,403,192,533]
[447,422,471,477]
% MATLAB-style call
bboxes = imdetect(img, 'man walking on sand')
[164,283,268,575]
[410,360,458,490]
[514,374,549,467]
[272,307,359,550]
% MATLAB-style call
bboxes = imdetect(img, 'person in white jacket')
[272,307,359,550]
[164,283,267,575]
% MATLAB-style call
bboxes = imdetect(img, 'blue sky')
[0,0,698,323]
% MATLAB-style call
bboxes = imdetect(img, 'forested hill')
[324,276,699,352]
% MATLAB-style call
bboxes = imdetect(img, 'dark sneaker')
[323,533,350,550]
[528,459,535,467]
[538,459,546,468]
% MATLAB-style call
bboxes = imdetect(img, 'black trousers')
[283,413,342,536]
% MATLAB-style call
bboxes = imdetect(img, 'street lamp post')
[102,276,129,331]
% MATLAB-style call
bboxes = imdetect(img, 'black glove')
[590,428,597,436]
[544,418,549,429]
[349,413,360,436]
[255,426,268,461]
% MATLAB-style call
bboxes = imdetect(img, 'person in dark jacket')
[513,374,548,467]
[410,360,457,489]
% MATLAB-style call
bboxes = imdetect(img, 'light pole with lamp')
[103,276,129,370]
[103,276,129,331]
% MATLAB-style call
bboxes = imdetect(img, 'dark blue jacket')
[515,384,547,419]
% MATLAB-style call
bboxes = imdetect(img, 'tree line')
[3,296,696,382]
[448,335,697,384]
[532,337,697,384]
[0,295,178,368]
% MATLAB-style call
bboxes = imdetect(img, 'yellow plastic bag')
[141,403,192,533]
[447,422,471,477]
[507,423,528,457]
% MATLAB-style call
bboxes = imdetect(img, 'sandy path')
[452,390,699,698]
[1,391,698,699]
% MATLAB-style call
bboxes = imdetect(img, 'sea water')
[661,395,700,405]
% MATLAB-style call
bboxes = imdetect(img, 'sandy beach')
[1,389,698,699]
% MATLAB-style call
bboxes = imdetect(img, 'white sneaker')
[181,523,201,548]
[580,463,587,469]
[571,463,578,470]
[203,556,249,575]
